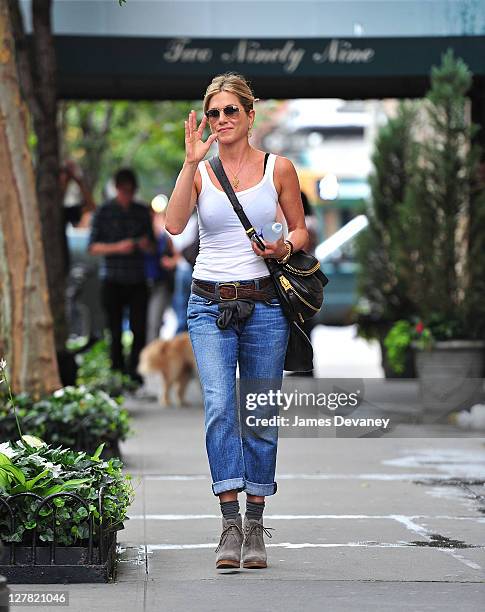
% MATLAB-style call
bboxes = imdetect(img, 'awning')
[52,35,485,100]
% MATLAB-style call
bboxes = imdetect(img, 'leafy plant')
[0,386,132,456]
[60,100,197,203]
[0,440,135,546]
[354,101,418,339]
[384,314,465,374]
[357,50,485,350]
[0,359,34,453]
[75,340,137,396]
[400,50,485,337]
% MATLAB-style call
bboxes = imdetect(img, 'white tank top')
[192,154,278,281]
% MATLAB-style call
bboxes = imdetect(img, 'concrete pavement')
[8,326,485,611]
[84,392,485,611]
[8,391,485,611]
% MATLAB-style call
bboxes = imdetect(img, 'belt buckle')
[219,282,239,300]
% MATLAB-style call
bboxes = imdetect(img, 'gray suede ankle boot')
[241,515,275,569]
[215,514,243,569]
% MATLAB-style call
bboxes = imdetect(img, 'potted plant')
[385,316,484,417]
[0,386,132,459]
[358,51,485,391]
[388,51,485,416]
[0,360,134,583]
[0,438,134,582]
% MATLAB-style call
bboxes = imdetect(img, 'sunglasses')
[205,104,241,120]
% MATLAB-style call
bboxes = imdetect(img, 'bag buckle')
[219,282,239,300]
[279,275,292,291]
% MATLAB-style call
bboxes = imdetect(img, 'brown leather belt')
[192,276,276,301]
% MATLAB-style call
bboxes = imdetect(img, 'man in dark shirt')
[88,168,156,383]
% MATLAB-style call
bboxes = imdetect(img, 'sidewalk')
[10,377,485,612]
[123,388,485,611]
[8,325,485,611]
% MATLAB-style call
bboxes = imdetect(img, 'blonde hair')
[203,73,256,115]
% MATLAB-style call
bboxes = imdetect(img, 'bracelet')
[276,241,292,264]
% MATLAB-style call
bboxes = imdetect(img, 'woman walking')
[165,73,308,570]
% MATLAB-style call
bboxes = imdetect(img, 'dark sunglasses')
[205,104,240,120]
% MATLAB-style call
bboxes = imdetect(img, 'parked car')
[314,215,369,326]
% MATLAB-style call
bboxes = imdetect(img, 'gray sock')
[246,500,265,521]
[220,500,240,520]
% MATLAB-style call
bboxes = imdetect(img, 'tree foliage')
[357,49,485,341]
[355,101,418,335]
[403,49,485,337]
[60,100,199,202]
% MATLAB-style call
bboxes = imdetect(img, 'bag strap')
[263,151,270,173]
[209,155,267,251]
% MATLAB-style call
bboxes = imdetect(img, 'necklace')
[221,153,249,190]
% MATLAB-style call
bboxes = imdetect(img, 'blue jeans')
[173,264,193,334]
[187,285,290,497]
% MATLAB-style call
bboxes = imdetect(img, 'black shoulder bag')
[209,155,329,372]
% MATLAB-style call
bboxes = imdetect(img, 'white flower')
[0,358,7,370]
[53,388,65,398]
[0,442,16,458]
[41,460,62,478]
[20,435,46,448]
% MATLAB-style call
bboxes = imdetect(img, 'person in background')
[60,160,96,272]
[88,168,156,384]
[145,208,179,343]
[168,211,199,333]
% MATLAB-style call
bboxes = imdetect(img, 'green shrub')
[76,340,137,396]
[384,318,438,374]
[0,439,135,546]
[0,386,132,455]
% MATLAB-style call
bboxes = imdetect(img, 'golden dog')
[137,333,197,407]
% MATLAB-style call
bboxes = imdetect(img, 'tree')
[9,0,67,355]
[402,49,485,338]
[60,100,196,201]
[0,0,61,395]
[355,102,419,378]
[356,102,418,330]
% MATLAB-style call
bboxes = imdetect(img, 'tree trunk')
[8,0,67,353]
[0,0,61,395]
[30,0,67,353]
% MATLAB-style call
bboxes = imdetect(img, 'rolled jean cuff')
[211,478,278,496]
[244,480,278,496]
[212,478,246,496]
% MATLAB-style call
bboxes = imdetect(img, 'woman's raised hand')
[184,110,218,165]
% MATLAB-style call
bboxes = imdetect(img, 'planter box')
[413,340,485,420]
[0,492,118,584]
[0,533,117,584]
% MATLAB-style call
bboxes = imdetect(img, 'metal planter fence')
[0,489,117,583]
